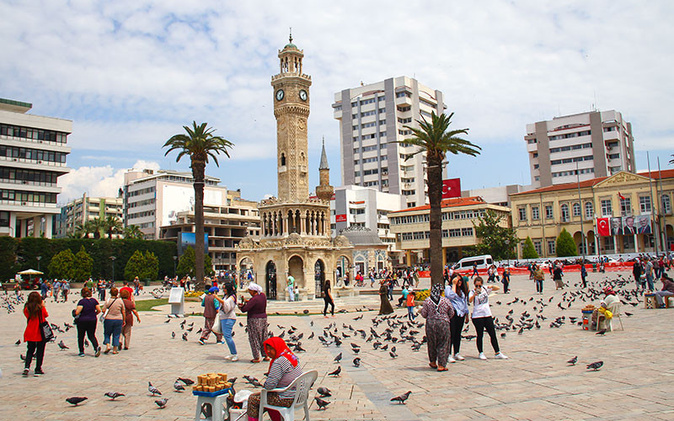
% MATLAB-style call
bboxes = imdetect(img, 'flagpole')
[657,157,667,251]
[647,151,660,255]
[576,162,586,264]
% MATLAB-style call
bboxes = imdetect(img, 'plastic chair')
[259,370,318,421]
[597,302,624,332]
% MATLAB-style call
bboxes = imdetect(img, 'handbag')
[72,308,80,324]
[100,297,118,323]
[39,311,54,342]
[212,311,222,334]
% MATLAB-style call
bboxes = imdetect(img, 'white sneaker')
[495,352,508,359]
[454,353,465,361]
[231,355,239,362]
[223,355,232,361]
[478,352,487,360]
[448,355,456,363]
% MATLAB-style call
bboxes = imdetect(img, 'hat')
[602,286,615,295]
[208,286,219,294]
[247,282,263,293]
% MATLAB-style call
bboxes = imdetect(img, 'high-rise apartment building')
[56,193,124,238]
[525,110,635,188]
[0,98,71,238]
[333,77,446,208]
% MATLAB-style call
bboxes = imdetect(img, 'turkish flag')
[442,178,461,199]
[597,217,610,236]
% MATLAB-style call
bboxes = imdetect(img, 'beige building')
[389,197,512,266]
[0,98,71,238]
[160,191,260,272]
[237,37,352,300]
[56,194,123,238]
[510,170,674,258]
[526,110,635,188]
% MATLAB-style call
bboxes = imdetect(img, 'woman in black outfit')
[323,280,334,317]
[74,287,101,357]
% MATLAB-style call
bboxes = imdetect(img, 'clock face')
[276,89,284,101]
[299,90,308,101]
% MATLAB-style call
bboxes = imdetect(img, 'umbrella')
[18,269,43,275]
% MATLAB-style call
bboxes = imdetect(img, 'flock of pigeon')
[64,378,195,409]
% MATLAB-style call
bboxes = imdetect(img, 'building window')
[531,206,540,220]
[572,203,581,217]
[548,240,556,255]
[585,202,594,219]
[561,204,570,222]
[662,194,672,214]
[518,207,527,222]
[639,196,652,214]
[545,205,553,219]
[533,240,542,256]
[620,197,631,216]
[601,199,612,216]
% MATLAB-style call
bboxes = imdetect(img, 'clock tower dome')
[271,33,312,202]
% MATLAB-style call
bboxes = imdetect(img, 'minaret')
[316,138,334,202]
[271,32,312,202]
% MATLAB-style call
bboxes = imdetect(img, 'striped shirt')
[264,356,303,400]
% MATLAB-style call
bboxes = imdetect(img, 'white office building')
[525,110,635,188]
[0,98,71,238]
[333,76,446,208]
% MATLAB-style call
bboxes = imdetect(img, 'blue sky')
[1,0,673,203]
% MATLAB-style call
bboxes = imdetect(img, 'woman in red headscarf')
[246,337,303,421]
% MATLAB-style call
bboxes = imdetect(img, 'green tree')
[124,250,161,281]
[72,246,93,281]
[556,228,577,257]
[164,121,233,290]
[48,249,75,279]
[176,246,213,278]
[104,216,123,239]
[123,225,145,240]
[143,250,159,281]
[401,112,480,286]
[0,237,18,281]
[472,210,518,261]
[522,236,539,259]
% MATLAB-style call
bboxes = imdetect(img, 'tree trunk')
[427,154,444,287]
[192,159,206,291]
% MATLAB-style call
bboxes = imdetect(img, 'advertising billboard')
[178,232,209,256]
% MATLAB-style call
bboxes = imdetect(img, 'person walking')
[23,292,48,376]
[199,286,223,345]
[120,289,140,350]
[97,279,106,301]
[286,275,295,301]
[645,258,655,292]
[239,282,268,363]
[632,258,643,291]
[445,275,469,362]
[378,279,394,315]
[580,264,588,289]
[533,264,545,294]
[420,284,455,371]
[502,267,511,294]
[101,287,125,355]
[214,283,238,361]
[74,287,101,357]
[62,280,70,302]
[469,277,507,360]
[322,280,335,317]
[553,263,564,290]
[405,287,416,321]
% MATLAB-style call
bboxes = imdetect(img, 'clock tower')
[271,34,312,202]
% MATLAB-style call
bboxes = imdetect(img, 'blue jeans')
[220,318,237,355]
[103,319,123,347]
[407,306,415,320]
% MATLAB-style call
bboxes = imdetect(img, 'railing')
[0,178,58,188]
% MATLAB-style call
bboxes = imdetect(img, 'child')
[406,288,416,321]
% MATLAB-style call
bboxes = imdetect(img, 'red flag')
[335,214,347,222]
[597,217,610,236]
[618,192,626,201]
[442,178,461,199]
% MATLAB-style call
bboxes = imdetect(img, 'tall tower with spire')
[271,32,312,202]
[316,138,334,202]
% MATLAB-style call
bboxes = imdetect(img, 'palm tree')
[123,225,145,240]
[104,216,123,239]
[84,218,104,239]
[402,112,481,287]
[164,121,234,290]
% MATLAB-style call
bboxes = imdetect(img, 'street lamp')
[36,256,42,272]
[110,256,116,282]
[173,255,178,278]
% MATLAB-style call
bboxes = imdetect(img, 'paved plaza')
[1,271,673,421]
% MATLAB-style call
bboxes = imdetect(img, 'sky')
[1,0,673,204]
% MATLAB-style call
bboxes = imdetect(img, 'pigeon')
[327,366,341,377]
[104,392,125,400]
[390,391,412,404]
[58,340,69,350]
[65,396,88,406]
[334,353,342,363]
[155,398,169,409]
[178,377,195,385]
[15,339,20,345]
[353,357,361,367]
[596,329,607,335]
[317,387,332,397]
[624,312,633,317]
[389,351,397,359]
[567,356,578,365]
[148,382,162,396]
[587,361,603,371]
[182,332,188,341]
[172,332,175,339]
[314,397,330,410]
[173,380,185,392]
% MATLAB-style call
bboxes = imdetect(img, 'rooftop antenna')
[289,27,292,44]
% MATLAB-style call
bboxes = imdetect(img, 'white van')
[452,255,494,271]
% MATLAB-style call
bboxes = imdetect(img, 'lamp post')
[110,256,116,282]
[36,256,42,272]
[173,255,178,278]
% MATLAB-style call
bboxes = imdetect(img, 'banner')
[442,178,461,199]
[596,217,610,236]
[635,214,652,234]
[335,214,347,222]
[610,217,623,235]
[623,216,637,235]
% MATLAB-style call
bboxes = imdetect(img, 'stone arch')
[573,231,587,255]
[239,257,254,283]
[265,260,277,300]
[314,259,326,298]
[288,255,305,289]
[281,153,286,166]
[336,254,351,286]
